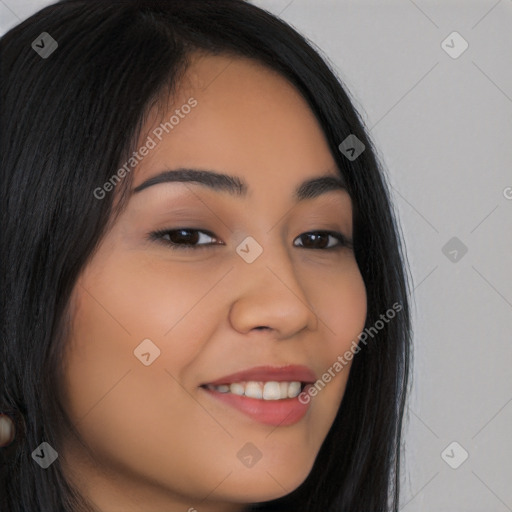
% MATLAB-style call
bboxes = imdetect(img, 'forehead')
[133,53,340,195]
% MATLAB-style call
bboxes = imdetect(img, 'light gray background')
[2,1,511,510]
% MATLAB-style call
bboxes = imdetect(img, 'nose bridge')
[229,233,319,335]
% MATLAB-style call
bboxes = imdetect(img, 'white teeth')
[207,381,303,400]
[287,381,301,398]
[229,383,245,396]
[245,382,263,399]
[263,381,281,400]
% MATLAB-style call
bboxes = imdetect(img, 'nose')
[228,243,319,338]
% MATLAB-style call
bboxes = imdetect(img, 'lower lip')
[201,385,312,427]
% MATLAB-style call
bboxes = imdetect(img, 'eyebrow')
[132,168,347,202]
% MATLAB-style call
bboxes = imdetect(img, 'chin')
[219,461,313,503]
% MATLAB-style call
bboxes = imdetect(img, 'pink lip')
[202,364,317,386]
[201,384,314,427]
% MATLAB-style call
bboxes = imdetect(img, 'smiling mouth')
[200,380,308,400]
[200,381,313,427]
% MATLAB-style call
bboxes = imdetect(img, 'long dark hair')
[0,1,412,510]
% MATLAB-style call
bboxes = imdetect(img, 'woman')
[0,1,411,510]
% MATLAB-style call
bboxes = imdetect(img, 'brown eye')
[150,228,222,250]
[293,231,350,250]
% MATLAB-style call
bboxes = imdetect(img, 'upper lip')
[202,365,317,386]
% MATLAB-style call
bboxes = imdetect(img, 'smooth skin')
[60,53,367,512]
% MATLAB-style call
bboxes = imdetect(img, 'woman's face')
[61,53,367,512]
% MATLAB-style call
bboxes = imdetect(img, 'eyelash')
[148,228,353,251]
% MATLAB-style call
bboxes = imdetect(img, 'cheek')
[61,251,232,423]
[69,251,225,353]
[310,257,367,350]
[304,258,367,414]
